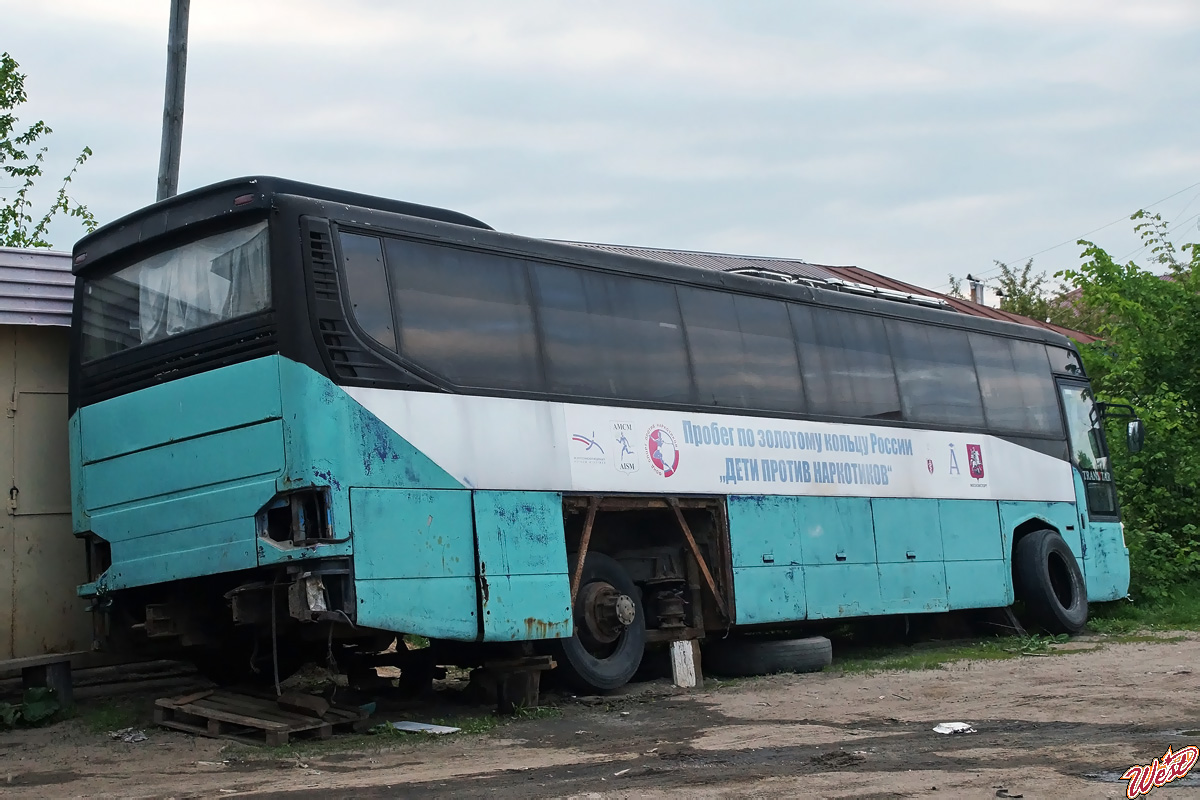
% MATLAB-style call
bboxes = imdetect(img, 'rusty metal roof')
[559,241,1096,344]
[561,241,843,282]
[825,265,1098,344]
[0,247,75,327]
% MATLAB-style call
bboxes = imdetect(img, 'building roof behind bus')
[0,247,74,327]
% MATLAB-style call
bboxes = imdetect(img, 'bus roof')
[71,176,492,275]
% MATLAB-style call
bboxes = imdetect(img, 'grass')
[72,696,153,734]
[1087,580,1200,634]
[824,583,1200,675]
[830,638,1020,674]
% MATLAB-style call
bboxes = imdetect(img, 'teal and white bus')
[69,177,1139,691]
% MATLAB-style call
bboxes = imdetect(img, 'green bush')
[1061,216,1200,601]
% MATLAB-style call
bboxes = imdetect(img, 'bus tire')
[553,552,645,693]
[1013,529,1088,634]
[704,635,832,677]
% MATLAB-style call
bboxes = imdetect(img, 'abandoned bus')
[68,177,1138,691]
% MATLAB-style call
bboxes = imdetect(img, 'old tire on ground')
[704,635,832,677]
[552,552,645,693]
[1013,529,1088,634]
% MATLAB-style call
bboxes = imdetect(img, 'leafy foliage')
[994,259,1053,320]
[1058,214,1200,600]
[0,52,96,248]
[947,260,1103,333]
[0,687,60,728]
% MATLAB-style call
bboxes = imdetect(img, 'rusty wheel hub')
[578,581,636,644]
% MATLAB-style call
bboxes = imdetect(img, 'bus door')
[1056,380,1130,601]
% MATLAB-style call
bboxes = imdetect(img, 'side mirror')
[1127,419,1145,453]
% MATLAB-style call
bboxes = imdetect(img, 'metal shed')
[0,246,87,663]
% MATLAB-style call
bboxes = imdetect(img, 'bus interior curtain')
[137,225,268,343]
[212,227,270,317]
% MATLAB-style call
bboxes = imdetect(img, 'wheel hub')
[578,581,636,644]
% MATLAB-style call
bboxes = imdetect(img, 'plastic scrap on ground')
[932,722,976,734]
[389,721,461,735]
[109,727,148,743]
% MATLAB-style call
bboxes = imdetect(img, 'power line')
[1116,210,1200,264]
[932,179,1200,290]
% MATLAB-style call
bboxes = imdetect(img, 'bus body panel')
[998,501,1084,563]
[472,491,573,642]
[872,499,948,613]
[350,487,479,640]
[73,358,287,591]
[938,499,1011,609]
[1073,470,1131,602]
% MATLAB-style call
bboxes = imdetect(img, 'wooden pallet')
[154,689,367,747]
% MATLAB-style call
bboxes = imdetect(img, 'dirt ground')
[3,633,1200,799]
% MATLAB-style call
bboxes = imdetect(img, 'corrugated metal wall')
[0,246,74,327]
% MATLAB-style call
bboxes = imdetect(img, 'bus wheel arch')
[553,551,646,692]
[1012,528,1088,635]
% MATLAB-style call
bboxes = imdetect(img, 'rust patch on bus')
[524,617,566,639]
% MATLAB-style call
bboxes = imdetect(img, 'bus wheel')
[554,552,645,693]
[1013,529,1088,635]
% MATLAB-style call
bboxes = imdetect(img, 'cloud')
[6,0,1198,288]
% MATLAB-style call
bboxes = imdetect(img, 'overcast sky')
[6,0,1199,293]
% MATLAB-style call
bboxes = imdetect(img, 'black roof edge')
[71,176,492,273]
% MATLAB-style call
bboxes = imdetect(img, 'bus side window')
[969,334,1061,436]
[887,319,985,428]
[339,232,396,350]
[791,306,901,420]
[384,238,542,392]
[530,264,693,404]
[678,287,804,413]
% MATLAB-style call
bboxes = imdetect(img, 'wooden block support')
[277,691,331,718]
[22,659,73,709]
[670,640,702,689]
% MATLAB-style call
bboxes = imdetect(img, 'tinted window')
[530,264,692,403]
[792,306,901,419]
[81,222,270,362]
[969,334,1061,435]
[385,238,542,391]
[1048,346,1085,376]
[887,319,985,427]
[679,288,804,412]
[339,233,395,349]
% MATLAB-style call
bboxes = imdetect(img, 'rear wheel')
[552,552,645,693]
[1013,529,1088,634]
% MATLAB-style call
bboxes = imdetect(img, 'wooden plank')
[669,640,697,688]
[2,652,78,672]
[277,691,330,718]
[173,703,298,732]
[163,689,214,707]
[197,695,308,725]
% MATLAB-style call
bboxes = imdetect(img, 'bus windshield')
[80,221,270,362]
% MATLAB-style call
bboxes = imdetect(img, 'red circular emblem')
[646,426,680,478]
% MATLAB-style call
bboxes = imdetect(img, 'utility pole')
[156,0,190,202]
